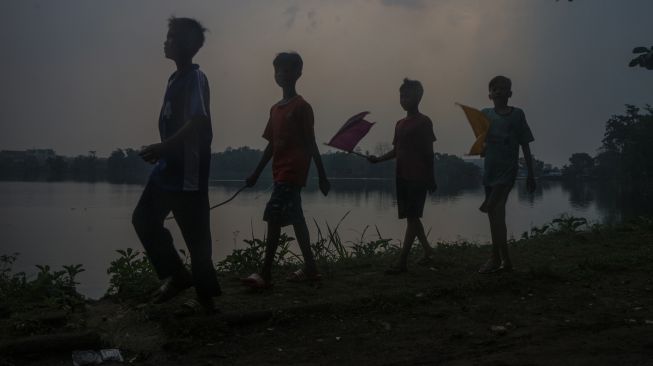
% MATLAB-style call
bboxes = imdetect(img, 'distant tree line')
[0,146,482,189]
[562,105,653,182]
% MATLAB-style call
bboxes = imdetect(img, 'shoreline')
[2,217,653,365]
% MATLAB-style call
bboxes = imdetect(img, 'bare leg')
[487,209,505,267]
[489,202,511,269]
[261,223,281,283]
[480,185,512,273]
[293,219,317,276]
[396,218,418,271]
[413,218,433,259]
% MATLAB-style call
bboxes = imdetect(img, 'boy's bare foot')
[478,259,502,274]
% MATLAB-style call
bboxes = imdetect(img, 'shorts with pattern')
[263,182,305,227]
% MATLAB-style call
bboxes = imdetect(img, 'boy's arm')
[368,148,396,163]
[519,111,536,193]
[301,103,330,196]
[141,72,210,163]
[521,143,536,193]
[139,116,209,163]
[425,121,437,192]
[426,148,436,193]
[246,142,273,187]
[309,140,330,196]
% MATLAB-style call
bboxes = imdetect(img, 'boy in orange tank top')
[242,52,330,288]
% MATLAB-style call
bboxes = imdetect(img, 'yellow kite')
[456,103,489,155]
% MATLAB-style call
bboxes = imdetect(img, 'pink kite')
[326,111,374,155]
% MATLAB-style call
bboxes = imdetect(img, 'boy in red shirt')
[369,79,437,274]
[242,52,330,288]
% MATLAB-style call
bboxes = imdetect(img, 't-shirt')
[481,107,534,186]
[392,113,436,183]
[263,96,315,187]
[150,64,212,192]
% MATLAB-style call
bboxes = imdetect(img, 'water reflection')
[1,179,652,298]
[559,180,653,223]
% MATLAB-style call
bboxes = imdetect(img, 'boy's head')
[165,17,206,61]
[488,75,512,104]
[273,52,303,88]
[399,78,423,112]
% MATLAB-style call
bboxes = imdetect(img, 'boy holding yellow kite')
[460,76,536,274]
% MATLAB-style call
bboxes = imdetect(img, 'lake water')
[0,180,636,298]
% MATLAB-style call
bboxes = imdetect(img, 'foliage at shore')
[563,104,653,182]
[2,215,653,365]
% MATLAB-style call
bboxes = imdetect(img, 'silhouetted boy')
[132,17,220,314]
[368,79,436,274]
[478,75,536,274]
[242,52,330,288]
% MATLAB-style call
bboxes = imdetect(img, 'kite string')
[164,182,274,221]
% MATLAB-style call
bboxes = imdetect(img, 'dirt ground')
[3,225,653,366]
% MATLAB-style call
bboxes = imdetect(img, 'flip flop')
[152,275,192,304]
[240,273,272,289]
[173,298,219,317]
[285,269,322,283]
[478,260,502,274]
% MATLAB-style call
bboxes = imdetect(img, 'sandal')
[173,298,219,317]
[498,264,514,273]
[240,273,272,289]
[478,259,502,274]
[152,273,192,304]
[285,269,322,283]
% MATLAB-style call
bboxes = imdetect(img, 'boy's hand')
[367,155,379,164]
[526,175,536,193]
[139,143,165,164]
[245,173,259,187]
[319,177,331,196]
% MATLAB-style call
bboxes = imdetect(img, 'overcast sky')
[1,0,651,166]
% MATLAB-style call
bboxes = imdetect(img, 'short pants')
[263,182,305,226]
[396,178,428,219]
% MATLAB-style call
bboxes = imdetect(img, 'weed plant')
[106,248,159,301]
[0,253,85,315]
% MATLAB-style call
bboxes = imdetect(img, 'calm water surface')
[0,180,629,298]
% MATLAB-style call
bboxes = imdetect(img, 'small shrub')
[106,248,158,301]
[216,233,297,274]
[0,253,85,313]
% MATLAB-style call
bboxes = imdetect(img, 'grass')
[2,215,653,365]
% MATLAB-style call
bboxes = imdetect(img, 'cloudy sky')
[1,0,651,166]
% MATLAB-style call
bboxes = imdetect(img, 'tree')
[599,105,653,181]
[107,149,126,183]
[45,155,67,181]
[562,152,594,179]
[629,47,653,70]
